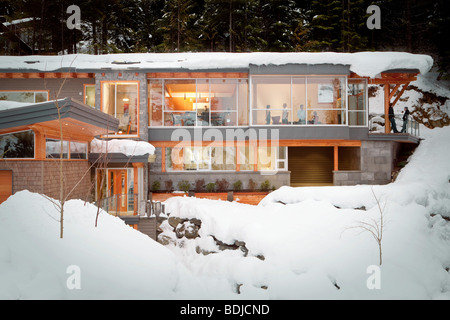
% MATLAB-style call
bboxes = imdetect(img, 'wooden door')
[288,147,334,186]
[109,170,128,213]
[0,171,13,204]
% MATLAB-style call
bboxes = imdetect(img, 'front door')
[109,169,128,213]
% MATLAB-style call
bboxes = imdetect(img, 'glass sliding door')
[101,82,139,135]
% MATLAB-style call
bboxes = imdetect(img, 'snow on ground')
[160,126,450,300]
[1,72,450,300]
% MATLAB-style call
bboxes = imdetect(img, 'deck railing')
[369,114,420,137]
[95,193,139,216]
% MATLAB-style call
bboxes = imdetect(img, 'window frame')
[0,129,36,159]
[249,75,353,126]
[148,78,248,128]
[100,80,140,137]
[0,90,49,104]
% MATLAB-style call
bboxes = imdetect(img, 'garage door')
[288,147,334,186]
[0,171,13,204]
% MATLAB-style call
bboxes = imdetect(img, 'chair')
[272,116,280,124]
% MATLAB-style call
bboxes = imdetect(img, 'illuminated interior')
[149,79,248,127]
[102,82,139,135]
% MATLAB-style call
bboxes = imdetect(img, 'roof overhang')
[0,98,119,137]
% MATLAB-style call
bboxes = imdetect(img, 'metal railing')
[95,193,139,217]
[369,114,420,137]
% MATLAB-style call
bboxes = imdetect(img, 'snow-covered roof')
[90,138,155,157]
[0,52,433,79]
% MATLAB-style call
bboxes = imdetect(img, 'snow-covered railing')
[369,114,420,137]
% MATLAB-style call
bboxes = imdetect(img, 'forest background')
[0,0,448,77]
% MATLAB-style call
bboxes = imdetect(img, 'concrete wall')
[0,160,92,201]
[334,140,396,186]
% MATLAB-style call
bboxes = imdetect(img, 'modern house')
[0,52,433,223]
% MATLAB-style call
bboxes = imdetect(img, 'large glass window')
[165,145,286,172]
[251,76,350,125]
[46,139,69,159]
[0,130,34,159]
[149,78,248,127]
[306,77,346,125]
[0,91,48,103]
[292,77,307,124]
[348,79,367,126]
[102,82,139,135]
[70,141,88,159]
[166,146,236,171]
[257,146,287,171]
[252,76,291,125]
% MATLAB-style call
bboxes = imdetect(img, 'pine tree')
[259,0,300,51]
[309,0,342,51]
[156,0,201,52]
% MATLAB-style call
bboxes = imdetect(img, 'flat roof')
[0,98,119,135]
[0,52,433,79]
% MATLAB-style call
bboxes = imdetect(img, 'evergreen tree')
[259,0,300,51]
[156,0,201,52]
[309,0,342,51]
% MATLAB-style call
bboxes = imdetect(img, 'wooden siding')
[0,170,13,204]
[0,78,95,102]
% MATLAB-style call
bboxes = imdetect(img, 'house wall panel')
[0,160,91,201]
[0,78,94,101]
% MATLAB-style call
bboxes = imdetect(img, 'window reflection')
[0,130,34,159]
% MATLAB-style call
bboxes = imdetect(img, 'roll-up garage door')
[288,147,334,186]
[0,170,13,204]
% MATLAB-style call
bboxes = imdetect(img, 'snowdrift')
[0,192,211,299]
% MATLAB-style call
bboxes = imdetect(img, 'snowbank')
[90,138,155,156]
[0,52,433,79]
[0,191,227,299]
[159,126,450,300]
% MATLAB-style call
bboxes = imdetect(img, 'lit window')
[102,82,139,135]
[84,85,96,107]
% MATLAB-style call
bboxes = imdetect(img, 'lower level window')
[165,145,286,172]
[0,130,35,159]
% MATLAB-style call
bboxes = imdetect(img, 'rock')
[175,221,200,239]
[158,234,176,246]
[168,216,186,229]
